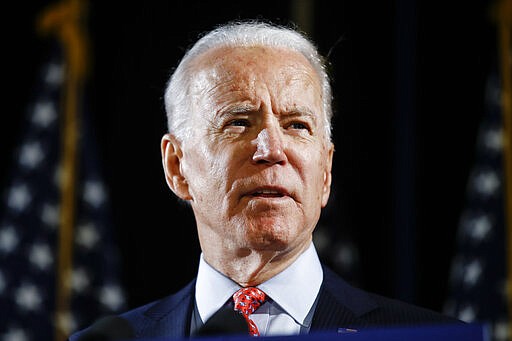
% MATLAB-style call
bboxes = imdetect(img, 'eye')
[287,122,310,131]
[228,119,250,127]
[290,122,307,129]
[223,118,251,133]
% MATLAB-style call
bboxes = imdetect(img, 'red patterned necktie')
[232,287,267,336]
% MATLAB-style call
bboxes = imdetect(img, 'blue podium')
[126,323,488,341]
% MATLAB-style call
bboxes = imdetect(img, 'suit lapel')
[137,279,196,339]
[310,266,379,332]
[131,267,380,336]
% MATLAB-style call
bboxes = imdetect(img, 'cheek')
[299,148,325,177]
[189,144,242,199]
[183,146,219,197]
[302,153,328,201]
[193,142,226,178]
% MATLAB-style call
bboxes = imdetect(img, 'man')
[70,20,458,340]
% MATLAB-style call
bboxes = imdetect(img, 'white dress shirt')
[194,242,323,336]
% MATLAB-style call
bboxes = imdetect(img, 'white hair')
[163,20,333,141]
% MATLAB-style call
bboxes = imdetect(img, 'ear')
[321,142,334,208]
[161,134,192,201]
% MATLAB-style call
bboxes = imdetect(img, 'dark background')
[3,0,495,315]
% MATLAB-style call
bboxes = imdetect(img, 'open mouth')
[248,187,290,198]
[251,190,284,198]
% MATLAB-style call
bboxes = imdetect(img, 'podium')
[124,323,488,341]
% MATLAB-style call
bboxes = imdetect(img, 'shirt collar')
[257,242,323,326]
[195,242,323,325]
[195,255,240,323]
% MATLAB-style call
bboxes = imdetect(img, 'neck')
[201,238,311,287]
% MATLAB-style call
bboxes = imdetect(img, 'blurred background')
[1,0,510,340]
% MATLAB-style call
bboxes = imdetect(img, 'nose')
[252,125,287,165]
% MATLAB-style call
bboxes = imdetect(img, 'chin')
[248,237,289,252]
[244,220,295,251]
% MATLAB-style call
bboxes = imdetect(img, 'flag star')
[333,243,357,269]
[493,320,510,341]
[72,268,91,293]
[472,170,500,196]
[41,203,60,228]
[457,305,477,322]
[7,184,32,212]
[463,260,483,287]
[75,223,100,249]
[0,226,19,254]
[99,285,125,311]
[29,243,53,271]
[482,128,503,152]
[15,283,42,312]
[32,101,57,128]
[19,141,44,169]
[44,62,64,86]
[83,181,106,208]
[2,328,29,341]
[468,215,492,241]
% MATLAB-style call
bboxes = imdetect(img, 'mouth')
[246,186,291,199]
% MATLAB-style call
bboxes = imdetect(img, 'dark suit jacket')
[69,265,460,340]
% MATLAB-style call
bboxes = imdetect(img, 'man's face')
[174,46,333,256]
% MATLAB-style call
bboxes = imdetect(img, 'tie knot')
[233,287,266,317]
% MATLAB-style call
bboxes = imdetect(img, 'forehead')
[189,46,322,100]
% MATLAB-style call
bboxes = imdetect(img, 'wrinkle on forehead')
[189,46,322,101]
[185,45,327,142]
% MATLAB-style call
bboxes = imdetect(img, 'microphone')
[74,316,135,341]
[193,304,248,337]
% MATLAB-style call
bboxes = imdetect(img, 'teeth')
[252,189,284,196]
[256,190,279,194]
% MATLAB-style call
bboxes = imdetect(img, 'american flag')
[0,39,126,340]
[444,68,510,341]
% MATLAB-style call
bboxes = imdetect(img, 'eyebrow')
[216,104,319,122]
[216,103,259,118]
[284,106,318,121]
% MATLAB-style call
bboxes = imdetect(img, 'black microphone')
[193,304,248,337]
[74,316,135,341]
